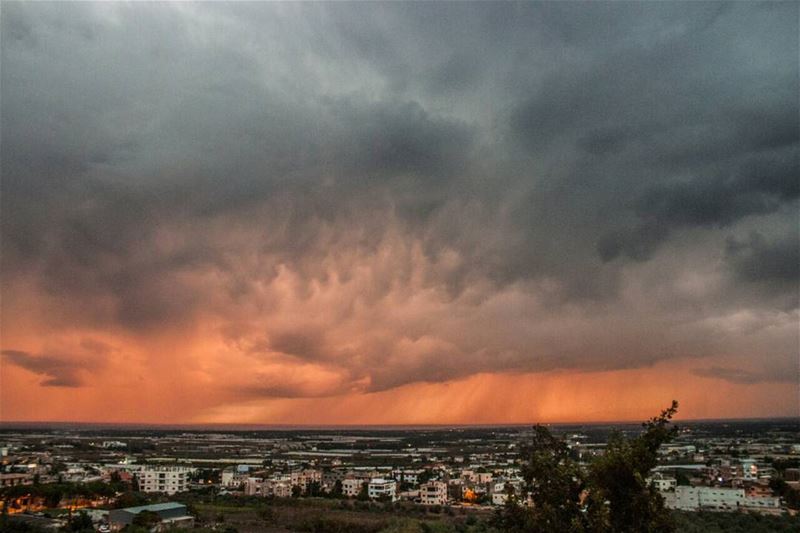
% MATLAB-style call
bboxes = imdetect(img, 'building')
[108,502,193,530]
[739,459,758,481]
[244,477,265,496]
[664,486,743,511]
[648,473,677,492]
[474,472,493,484]
[368,478,398,502]
[221,467,250,488]
[342,477,365,498]
[290,469,322,493]
[394,469,423,485]
[137,466,193,495]
[271,480,293,498]
[420,481,447,505]
[490,480,523,506]
[0,473,33,487]
[661,485,780,514]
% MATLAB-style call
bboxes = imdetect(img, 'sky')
[1,1,798,425]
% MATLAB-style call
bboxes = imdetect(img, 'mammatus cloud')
[1,2,797,419]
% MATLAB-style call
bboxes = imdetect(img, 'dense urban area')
[1,419,799,532]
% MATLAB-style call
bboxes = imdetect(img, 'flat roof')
[119,502,186,514]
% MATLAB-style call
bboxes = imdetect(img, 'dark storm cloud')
[270,329,329,362]
[692,366,797,385]
[726,231,800,285]
[599,150,799,262]
[1,1,797,396]
[2,350,91,387]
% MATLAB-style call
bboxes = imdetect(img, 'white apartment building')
[491,480,524,506]
[342,478,365,498]
[648,473,677,492]
[137,466,194,495]
[394,469,423,485]
[491,482,509,506]
[368,478,398,502]
[420,481,447,506]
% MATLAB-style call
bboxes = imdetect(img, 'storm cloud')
[1,346,107,387]
[1,2,797,414]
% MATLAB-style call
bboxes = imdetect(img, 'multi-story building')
[368,478,398,502]
[394,469,423,485]
[342,477,367,498]
[290,469,322,493]
[244,477,265,496]
[221,467,250,488]
[420,481,447,505]
[490,480,523,506]
[262,476,293,498]
[136,466,194,495]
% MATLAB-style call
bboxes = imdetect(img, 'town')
[1,419,798,531]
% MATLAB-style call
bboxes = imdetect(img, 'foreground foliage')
[492,401,680,532]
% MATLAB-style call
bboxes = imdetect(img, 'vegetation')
[770,477,800,511]
[0,481,125,509]
[672,510,800,532]
[493,401,680,532]
[63,511,94,532]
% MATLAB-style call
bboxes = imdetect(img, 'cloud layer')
[1,2,797,422]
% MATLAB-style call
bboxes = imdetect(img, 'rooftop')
[118,502,187,514]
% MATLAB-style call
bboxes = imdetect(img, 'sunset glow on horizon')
[1,2,797,425]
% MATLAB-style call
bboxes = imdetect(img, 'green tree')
[307,481,322,497]
[331,479,343,498]
[587,401,679,533]
[64,511,94,532]
[491,424,588,532]
[493,401,680,533]
[357,481,370,501]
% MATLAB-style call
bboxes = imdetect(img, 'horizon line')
[1,415,797,431]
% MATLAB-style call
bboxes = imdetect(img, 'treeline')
[1,481,127,508]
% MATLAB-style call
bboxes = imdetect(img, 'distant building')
[290,469,322,493]
[108,502,193,530]
[342,477,365,498]
[491,480,523,506]
[271,479,293,498]
[420,481,447,506]
[244,477,265,496]
[368,478,398,502]
[648,473,677,492]
[137,466,193,495]
[0,473,33,487]
[662,486,780,514]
